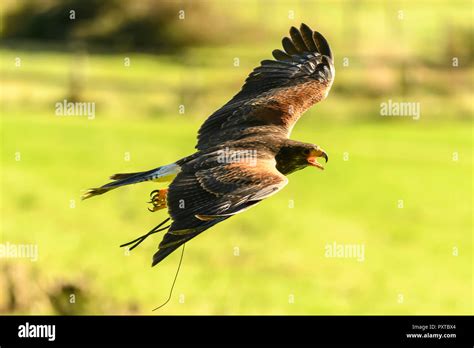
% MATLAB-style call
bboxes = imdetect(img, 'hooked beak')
[307,147,328,170]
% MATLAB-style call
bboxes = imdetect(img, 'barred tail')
[81,163,181,200]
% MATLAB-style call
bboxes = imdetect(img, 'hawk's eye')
[303,149,311,155]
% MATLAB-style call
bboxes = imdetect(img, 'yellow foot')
[148,189,168,212]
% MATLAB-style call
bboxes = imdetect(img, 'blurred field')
[0,0,472,314]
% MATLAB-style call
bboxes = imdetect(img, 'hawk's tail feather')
[110,172,141,180]
[81,187,112,200]
[81,169,153,200]
[81,163,181,200]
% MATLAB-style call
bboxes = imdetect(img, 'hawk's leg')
[148,188,168,212]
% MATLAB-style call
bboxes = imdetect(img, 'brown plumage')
[82,23,335,266]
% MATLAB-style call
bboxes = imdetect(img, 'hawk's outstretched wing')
[196,23,335,150]
[152,150,288,265]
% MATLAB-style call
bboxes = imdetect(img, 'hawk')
[83,23,335,266]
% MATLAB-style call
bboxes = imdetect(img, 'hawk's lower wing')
[152,154,287,266]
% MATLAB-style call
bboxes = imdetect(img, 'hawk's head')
[276,141,328,175]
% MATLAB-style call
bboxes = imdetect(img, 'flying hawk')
[83,23,335,266]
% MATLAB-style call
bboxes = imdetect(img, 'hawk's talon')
[148,188,168,212]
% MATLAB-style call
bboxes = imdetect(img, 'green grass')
[1,110,471,314]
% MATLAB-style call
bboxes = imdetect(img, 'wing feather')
[282,37,299,55]
[300,23,318,52]
[196,23,335,150]
[152,152,287,265]
[272,49,292,61]
[289,26,309,52]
